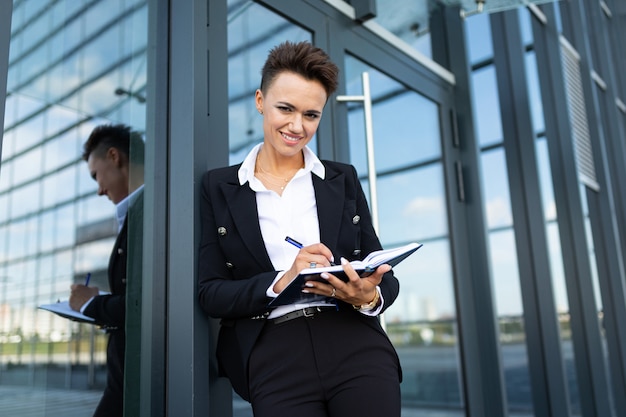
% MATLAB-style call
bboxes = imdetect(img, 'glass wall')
[3,1,624,416]
[0,1,147,415]
[343,56,463,415]
[372,0,432,58]
[227,0,311,163]
[226,1,311,414]
[225,1,463,415]
[519,8,581,414]
[466,12,535,415]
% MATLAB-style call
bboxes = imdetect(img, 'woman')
[198,41,402,417]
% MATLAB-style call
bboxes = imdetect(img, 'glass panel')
[42,131,81,173]
[345,59,441,174]
[9,180,41,219]
[372,0,432,59]
[41,165,78,209]
[470,66,504,147]
[466,35,532,417]
[1,1,148,415]
[526,61,581,416]
[580,185,617,417]
[227,0,311,164]
[11,147,44,184]
[466,13,493,65]
[481,148,534,415]
[528,31,580,411]
[519,7,533,47]
[481,150,513,229]
[345,55,463,415]
[226,1,311,414]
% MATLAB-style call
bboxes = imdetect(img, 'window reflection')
[42,131,80,173]
[525,52,545,134]
[227,0,311,164]
[13,112,45,154]
[345,60,442,174]
[471,66,504,147]
[525,11,580,407]
[10,181,41,218]
[12,148,44,184]
[481,149,513,228]
[0,196,8,223]
[344,54,462,412]
[465,13,493,65]
[371,0,432,58]
[377,167,448,243]
[1,1,148,414]
[468,10,535,410]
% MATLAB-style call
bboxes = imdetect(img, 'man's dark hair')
[82,124,144,165]
[260,41,339,97]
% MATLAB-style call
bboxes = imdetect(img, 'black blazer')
[83,191,143,411]
[198,161,400,400]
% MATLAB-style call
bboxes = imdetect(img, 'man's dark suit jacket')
[84,192,143,417]
[198,160,400,401]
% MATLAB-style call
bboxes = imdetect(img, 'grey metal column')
[533,4,614,417]
[167,0,231,416]
[134,0,170,415]
[572,0,626,413]
[430,5,508,417]
[491,9,571,417]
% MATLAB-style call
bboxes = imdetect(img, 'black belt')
[271,306,336,325]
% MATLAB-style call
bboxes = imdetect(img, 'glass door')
[336,53,463,416]
[226,1,462,415]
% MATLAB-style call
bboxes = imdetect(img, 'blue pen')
[85,272,91,287]
[285,236,303,249]
[286,236,336,265]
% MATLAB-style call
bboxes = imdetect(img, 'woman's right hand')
[273,243,334,294]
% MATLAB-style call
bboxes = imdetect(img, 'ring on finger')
[310,261,317,269]
[330,287,336,297]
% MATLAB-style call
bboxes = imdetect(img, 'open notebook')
[268,242,422,308]
[39,291,111,325]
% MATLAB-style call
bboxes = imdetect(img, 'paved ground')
[0,385,472,417]
[0,342,554,417]
[0,386,101,417]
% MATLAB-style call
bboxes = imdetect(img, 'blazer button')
[352,215,360,224]
[352,249,361,256]
[118,248,124,255]
[218,227,227,236]
[225,262,234,269]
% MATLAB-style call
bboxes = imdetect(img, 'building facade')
[0,0,625,416]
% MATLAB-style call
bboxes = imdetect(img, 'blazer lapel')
[216,165,346,268]
[219,181,274,269]
[313,165,346,253]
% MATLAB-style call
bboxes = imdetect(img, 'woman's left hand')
[304,257,391,306]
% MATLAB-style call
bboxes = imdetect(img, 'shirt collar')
[238,143,325,186]
[115,184,144,231]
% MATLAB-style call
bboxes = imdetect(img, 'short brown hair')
[260,41,339,98]
[82,124,144,165]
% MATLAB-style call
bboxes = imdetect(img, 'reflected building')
[1,0,626,416]
[0,0,148,408]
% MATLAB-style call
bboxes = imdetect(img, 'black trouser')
[94,332,124,417]
[248,309,401,417]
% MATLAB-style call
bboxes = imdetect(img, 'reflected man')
[69,124,144,417]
